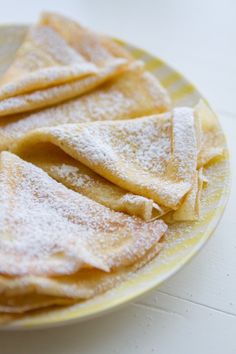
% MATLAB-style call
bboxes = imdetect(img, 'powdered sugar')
[171,107,197,180]
[29,26,86,66]
[50,163,93,188]
[0,152,167,277]
[48,113,171,173]
[36,108,196,208]
[0,26,99,100]
[0,63,170,150]
[0,57,127,116]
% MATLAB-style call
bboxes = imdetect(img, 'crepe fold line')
[11,142,164,221]
[164,168,204,223]
[0,61,171,151]
[0,58,127,117]
[13,101,223,222]
[163,101,224,222]
[13,107,198,211]
[0,151,167,277]
[0,12,132,116]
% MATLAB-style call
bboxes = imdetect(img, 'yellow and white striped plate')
[0,26,230,329]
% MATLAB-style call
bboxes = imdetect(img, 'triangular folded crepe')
[0,62,171,150]
[39,12,132,66]
[13,107,198,212]
[0,13,130,116]
[0,151,167,276]
[0,59,127,117]
[0,25,98,100]
[0,242,161,314]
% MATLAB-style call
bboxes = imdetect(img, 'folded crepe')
[196,100,226,167]
[39,12,132,66]
[0,25,98,100]
[13,101,222,223]
[0,13,131,116]
[0,151,166,314]
[165,168,204,222]
[11,142,163,221]
[0,241,161,314]
[164,101,224,222]
[0,61,171,151]
[13,106,199,219]
[0,151,167,277]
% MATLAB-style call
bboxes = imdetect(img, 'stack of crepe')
[0,12,226,320]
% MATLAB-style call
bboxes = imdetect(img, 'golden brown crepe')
[13,107,199,211]
[0,151,166,314]
[0,25,98,100]
[0,151,167,277]
[0,13,131,116]
[170,168,204,221]
[163,101,223,222]
[196,100,226,167]
[0,60,127,117]
[0,61,171,151]
[14,143,162,221]
[39,12,132,66]
[0,242,161,314]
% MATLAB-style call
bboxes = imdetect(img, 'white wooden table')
[1,0,236,353]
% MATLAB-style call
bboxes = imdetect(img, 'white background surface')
[0,0,236,353]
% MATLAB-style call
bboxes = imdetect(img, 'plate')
[0,26,230,329]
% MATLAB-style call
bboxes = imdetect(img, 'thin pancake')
[163,102,224,222]
[13,108,198,210]
[196,100,226,167]
[0,58,127,117]
[0,13,131,116]
[0,61,170,150]
[171,168,204,221]
[0,25,97,100]
[39,11,133,66]
[16,142,163,221]
[0,243,162,314]
[0,151,167,276]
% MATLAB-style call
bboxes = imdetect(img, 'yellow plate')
[0,26,230,329]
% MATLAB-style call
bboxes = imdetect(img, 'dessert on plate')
[0,12,226,323]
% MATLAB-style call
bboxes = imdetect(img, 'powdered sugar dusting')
[29,25,86,66]
[0,57,126,116]
[36,111,197,208]
[0,152,167,277]
[171,107,198,181]
[0,63,170,149]
[43,160,157,221]
[0,26,99,100]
